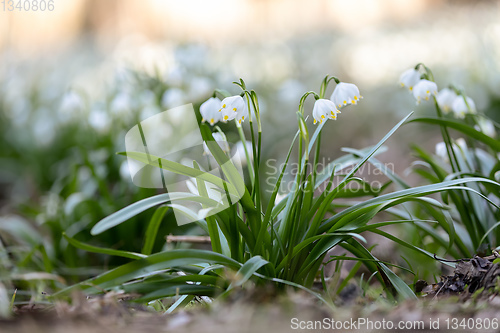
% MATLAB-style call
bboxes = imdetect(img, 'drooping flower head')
[452,95,476,119]
[435,141,447,160]
[203,132,230,155]
[475,118,496,138]
[232,141,253,166]
[219,95,247,124]
[412,79,438,104]
[399,68,421,91]
[436,88,457,113]
[200,97,222,126]
[330,82,362,109]
[312,99,339,125]
[435,138,467,162]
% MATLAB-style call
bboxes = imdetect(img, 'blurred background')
[1,0,500,294]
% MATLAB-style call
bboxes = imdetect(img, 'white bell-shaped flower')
[330,82,362,109]
[235,101,248,126]
[435,138,468,162]
[200,97,222,126]
[435,142,447,160]
[399,68,421,91]
[436,88,457,113]
[219,95,247,124]
[312,99,340,125]
[475,118,496,138]
[412,80,438,104]
[232,141,253,166]
[203,132,230,155]
[452,95,476,119]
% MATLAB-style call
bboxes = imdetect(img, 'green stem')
[433,97,480,246]
[236,125,255,185]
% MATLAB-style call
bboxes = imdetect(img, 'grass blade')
[142,206,169,255]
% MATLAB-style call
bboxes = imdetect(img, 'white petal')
[399,68,421,90]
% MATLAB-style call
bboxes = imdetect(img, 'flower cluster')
[436,89,476,119]
[400,67,476,119]
[435,138,467,162]
[200,95,248,126]
[312,82,362,125]
[201,80,362,127]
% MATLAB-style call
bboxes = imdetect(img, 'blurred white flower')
[436,88,457,113]
[161,88,185,109]
[33,107,56,146]
[139,89,156,107]
[89,108,111,133]
[200,97,222,126]
[203,132,230,155]
[475,118,496,138]
[312,99,339,125]
[60,91,84,113]
[412,80,437,104]
[232,141,253,166]
[436,138,468,163]
[219,95,247,124]
[455,138,467,152]
[452,95,476,119]
[399,68,421,91]
[187,76,212,101]
[435,142,447,159]
[59,91,85,123]
[140,105,161,120]
[435,138,468,161]
[278,79,306,103]
[111,92,132,114]
[165,66,185,87]
[330,82,362,109]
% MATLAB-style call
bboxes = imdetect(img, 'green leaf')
[63,233,146,260]
[409,117,500,151]
[136,285,218,303]
[52,249,240,296]
[142,206,169,255]
[343,239,417,300]
[91,192,218,235]
[229,256,269,288]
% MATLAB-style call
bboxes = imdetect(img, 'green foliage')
[405,65,500,258]
[59,77,499,309]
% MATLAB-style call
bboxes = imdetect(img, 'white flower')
[451,95,476,119]
[435,138,468,162]
[200,97,222,126]
[399,68,421,91]
[412,80,438,104]
[455,138,467,152]
[219,95,247,124]
[475,118,496,138]
[161,88,184,109]
[203,132,230,155]
[436,88,457,113]
[330,82,362,109]
[232,141,253,166]
[312,99,339,125]
[435,142,447,159]
[110,92,132,113]
[60,91,84,113]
